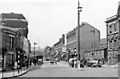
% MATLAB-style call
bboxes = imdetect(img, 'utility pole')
[77,0,82,70]
[77,0,82,61]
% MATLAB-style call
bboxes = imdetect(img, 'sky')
[0,0,119,48]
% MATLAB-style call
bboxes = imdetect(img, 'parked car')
[50,58,55,64]
[38,58,43,65]
[86,60,102,67]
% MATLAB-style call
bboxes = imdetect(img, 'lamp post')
[77,0,82,70]
[34,42,37,59]
[77,0,82,61]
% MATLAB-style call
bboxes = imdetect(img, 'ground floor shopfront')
[107,50,119,65]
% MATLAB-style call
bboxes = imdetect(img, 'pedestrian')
[30,59,32,66]
[55,58,58,64]
[26,60,29,68]
[33,58,37,65]
[80,58,84,70]
[69,58,72,67]
[71,58,74,68]
[74,58,77,69]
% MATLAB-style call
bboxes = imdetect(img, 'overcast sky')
[0,0,119,48]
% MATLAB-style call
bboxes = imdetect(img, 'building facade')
[0,12,28,38]
[52,34,65,60]
[105,3,120,62]
[0,13,30,70]
[84,38,107,61]
[66,22,100,60]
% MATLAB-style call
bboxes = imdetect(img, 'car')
[86,60,102,67]
[38,58,43,65]
[50,58,55,64]
[50,60,54,64]
[92,61,102,67]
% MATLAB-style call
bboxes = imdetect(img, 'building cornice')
[105,15,118,23]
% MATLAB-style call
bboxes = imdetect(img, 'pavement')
[0,64,36,79]
[102,63,118,68]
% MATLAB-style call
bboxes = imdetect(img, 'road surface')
[21,61,118,77]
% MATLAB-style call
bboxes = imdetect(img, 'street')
[20,61,118,77]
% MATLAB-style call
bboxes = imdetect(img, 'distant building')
[100,38,107,48]
[66,22,100,59]
[53,34,65,60]
[105,2,120,62]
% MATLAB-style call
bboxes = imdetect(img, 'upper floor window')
[114,26,117,32]
[109,25,112,28]
[109,40,112,43]
[9,36,15,49]
[110,31,112,34]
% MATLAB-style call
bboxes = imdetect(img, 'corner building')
[105,2,120,63]
[0,13,30,70]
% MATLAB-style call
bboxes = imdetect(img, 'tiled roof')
[1,13,25,19]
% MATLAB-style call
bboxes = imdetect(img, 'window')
[9,36,15,49]
[110,31,112,34]
[109,25,112,28]
[114,26,117,32]
[109,40,112,43]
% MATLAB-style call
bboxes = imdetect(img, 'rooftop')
[1,12,26,19]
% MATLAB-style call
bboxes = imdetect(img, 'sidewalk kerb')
[2,66,35,79]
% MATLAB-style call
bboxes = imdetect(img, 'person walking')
[74,58,78,69]
[80,58,84,71]
[33,58,37,65]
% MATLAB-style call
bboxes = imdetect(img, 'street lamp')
[77,0,82,61]
[34,42,37,59]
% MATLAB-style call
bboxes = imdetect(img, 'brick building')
[0,12,28,38]
[84,38,107,61]
[52,34,65,60]
[66,22,100,60]
[105,2,120,62]
[0,13,30,70]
